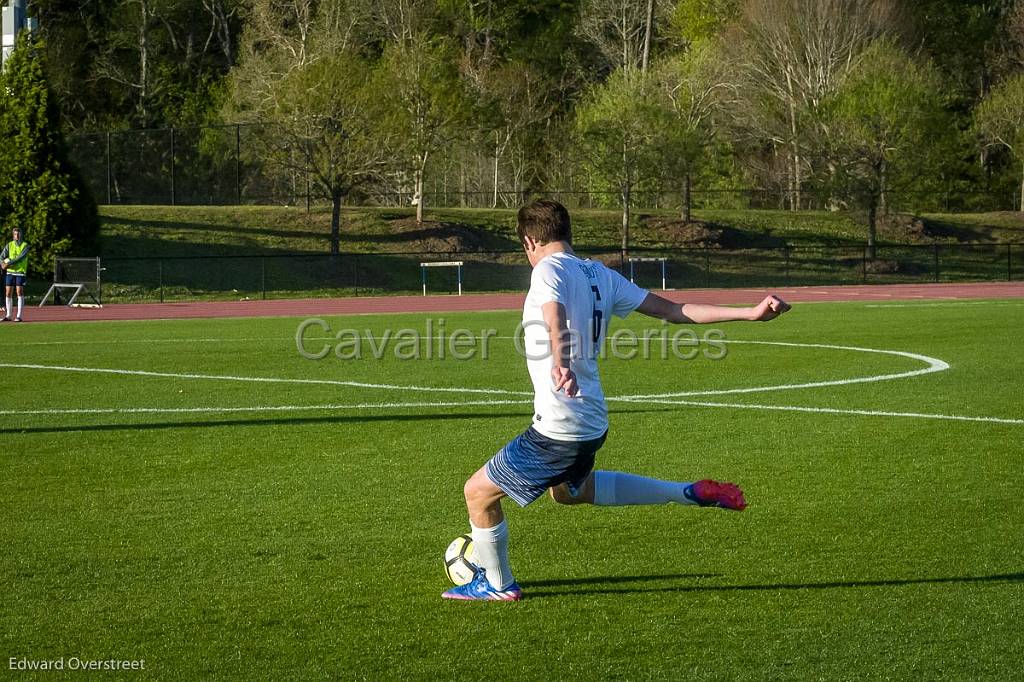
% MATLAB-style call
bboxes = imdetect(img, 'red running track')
[19,281,1024,323]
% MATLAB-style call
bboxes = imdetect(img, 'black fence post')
[933,243,940,283]
[105,131,112,204]
[862,247,868,284]
[235,124,241,205]
[704,248,711,288]
[784,246,791,286]
[261,257,266,301]
[158,259,164,303]
[1009,244,1013,282]
[169,127,176,206]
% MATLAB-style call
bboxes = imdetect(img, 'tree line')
[13,0,1024,256]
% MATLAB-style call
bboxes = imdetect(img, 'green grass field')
[98,205,1024,259]
[3,300,1023,679]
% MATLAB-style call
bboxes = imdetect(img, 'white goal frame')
[420,261,464,296]
[39,257,103,307]
[629,257,668,290]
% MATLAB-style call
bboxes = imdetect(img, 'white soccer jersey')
[522,251,649,441]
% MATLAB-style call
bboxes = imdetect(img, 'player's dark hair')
[517,199,572,245]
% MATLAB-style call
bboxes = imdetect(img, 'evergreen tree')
[0,32,98,277]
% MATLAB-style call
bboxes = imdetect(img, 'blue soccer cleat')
[442,568,522,601]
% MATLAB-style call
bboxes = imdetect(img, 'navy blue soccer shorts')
[485,426,607,507]
[5,273,26,287]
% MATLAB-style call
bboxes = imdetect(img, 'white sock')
[4,298,10,316]
[470,519,514,590]
[16,296,23,318]
[592,470,696,506]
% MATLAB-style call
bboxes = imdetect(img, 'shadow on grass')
[2,407,672,435]
[104,216,328,243]
[104,216,521,250]
[523,572,1024,599]
[526,573,722,588]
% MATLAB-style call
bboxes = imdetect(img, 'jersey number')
[590,285,603,344]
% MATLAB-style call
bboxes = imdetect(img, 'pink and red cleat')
[687,479,747,511]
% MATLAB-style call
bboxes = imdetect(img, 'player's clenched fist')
[752,295,791,321]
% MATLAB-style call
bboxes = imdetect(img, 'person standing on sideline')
[1,227,31,322]
[442,199,791,601]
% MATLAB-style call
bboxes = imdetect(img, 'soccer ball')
[444,534,478,585]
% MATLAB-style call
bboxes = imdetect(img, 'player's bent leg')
[463,466,505,528]
[549,471,595,505]
[443,466,522,601]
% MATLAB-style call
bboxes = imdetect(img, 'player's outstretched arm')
[541,301,580,397]
[636,292,791,324]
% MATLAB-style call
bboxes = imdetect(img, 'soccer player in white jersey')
[443,199,791,601]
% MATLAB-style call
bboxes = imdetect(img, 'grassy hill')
[97,205,1024,259]
[87,205,1024,302]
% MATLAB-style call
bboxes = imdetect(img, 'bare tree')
[476,63,557,207]
[575,69,666,255]
[93,0,159,122]
[227,0,389,253]
[653,42,738,221]
[576,0,675,73]
[976,73,1024,211]
[376,36,471,223]
[822,40,946,257]
[728,0,892,210]
[1010,0,1024,68]
[201,0,244,66]
[357,0,436,46]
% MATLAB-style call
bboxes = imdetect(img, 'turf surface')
[2,300,1023,679]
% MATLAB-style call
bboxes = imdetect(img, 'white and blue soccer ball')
[444,534,478,585]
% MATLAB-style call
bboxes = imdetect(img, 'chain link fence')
[91,243,1021,304]
[69,124,305,206]
[70,124,1004,211]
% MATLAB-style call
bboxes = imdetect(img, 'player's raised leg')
[442,466,522,601]
[551,471,746,510]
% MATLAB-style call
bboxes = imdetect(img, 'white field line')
[20,335,524,346]
[4,396,1019,425]
[5,339,946,402]
[22,337,246,345]
[0,363,533,396]
[865,302,1024,308]
[621,341,949,399]
[609,396,1024,425]
[0,399,531,416]
[7,343,1019,425]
